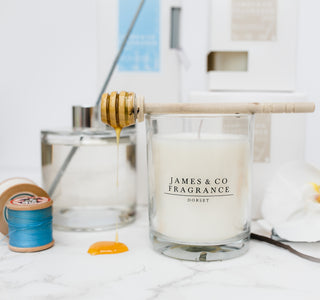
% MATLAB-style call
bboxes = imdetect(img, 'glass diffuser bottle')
[41,106,136,231]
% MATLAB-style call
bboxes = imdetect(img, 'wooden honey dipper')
[100,91,315,129]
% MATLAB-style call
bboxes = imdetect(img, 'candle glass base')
[150,230,250,261]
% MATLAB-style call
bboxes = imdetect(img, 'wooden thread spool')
[5,196,54,253]
[100,91,316,129]
[0,178,49,235]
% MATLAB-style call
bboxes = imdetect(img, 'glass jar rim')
[41,126,136,137]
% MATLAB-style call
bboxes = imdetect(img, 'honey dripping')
[88,92,130,255]
[87,127,128,255]
[101,91,136,185]
[115,127,121,187]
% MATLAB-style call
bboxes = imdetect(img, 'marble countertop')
[0,206,319,300]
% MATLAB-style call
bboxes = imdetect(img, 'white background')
[0,0,319,178]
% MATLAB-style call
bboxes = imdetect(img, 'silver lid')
[72,105,102,129]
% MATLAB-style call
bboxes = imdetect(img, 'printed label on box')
[118,0,160,72]
[232,0,277,41]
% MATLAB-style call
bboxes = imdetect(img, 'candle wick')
[197,120,203,139]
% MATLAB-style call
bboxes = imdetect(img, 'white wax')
[150,133,251,243]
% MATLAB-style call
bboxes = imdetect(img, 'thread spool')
[5,196,54,252]
[0,177,49,235]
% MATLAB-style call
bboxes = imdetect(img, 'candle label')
[151,134,250,242]
[165,177,233,203]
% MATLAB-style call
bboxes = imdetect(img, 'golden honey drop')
[87,241,128,255]
[88,230,128,255]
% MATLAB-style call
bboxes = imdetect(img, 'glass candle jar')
[146,114,254,261]
[41,106,136,231]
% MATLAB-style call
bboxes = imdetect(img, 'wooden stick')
[101,92,315,128]
[143,102,315,115]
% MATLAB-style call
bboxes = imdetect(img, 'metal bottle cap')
[72,105,101,129]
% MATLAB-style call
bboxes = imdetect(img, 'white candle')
[150,133,251,244]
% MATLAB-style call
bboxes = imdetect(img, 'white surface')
[0,206,320,300]
[0,167,319,299]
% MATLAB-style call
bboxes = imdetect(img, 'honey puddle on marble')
[87,127,129,256]
[88,232,128,255]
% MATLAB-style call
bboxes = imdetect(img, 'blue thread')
[6,207,53,248]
